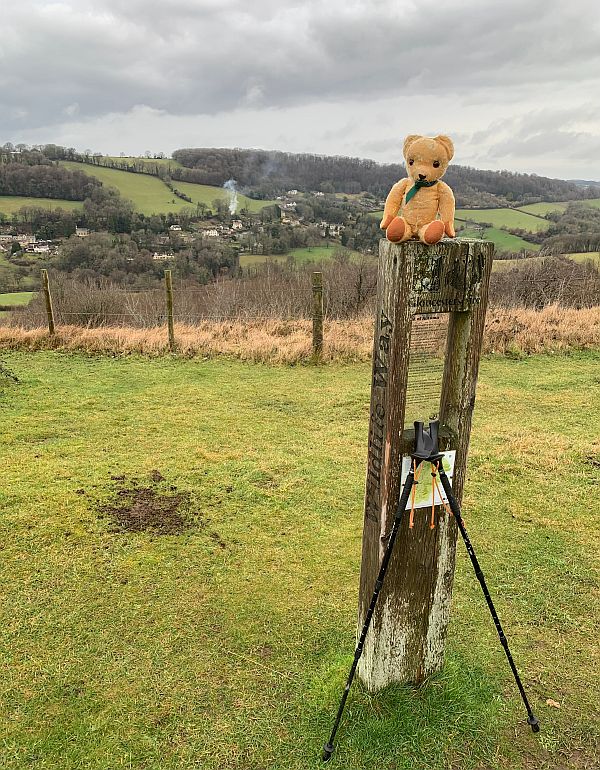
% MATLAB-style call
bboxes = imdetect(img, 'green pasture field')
[566,251,600,265]
[239,245,367,268]
[60,162,275,216]
[0,291,34,306]
[0,291,35,318]
[456,208,551,232]
[0,351,598,770]
[0,197,84,216]
[172,180,276,214]
[60,161,194,216]
[583,198,600,209]
[516,202,569,216]
[456,224,541,252]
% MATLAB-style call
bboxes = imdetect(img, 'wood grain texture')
[357,238,493,691]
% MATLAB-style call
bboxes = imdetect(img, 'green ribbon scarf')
[404,179,438,205]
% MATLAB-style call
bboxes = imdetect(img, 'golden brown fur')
[380,134,456,244]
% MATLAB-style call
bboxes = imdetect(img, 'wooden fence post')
[312,271,323,358]
[164,269,175,352]
[357,237,494,691]
[40,269,55,335]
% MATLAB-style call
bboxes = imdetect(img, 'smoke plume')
[223,179,238,214]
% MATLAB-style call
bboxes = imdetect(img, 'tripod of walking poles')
[322,420,539,762]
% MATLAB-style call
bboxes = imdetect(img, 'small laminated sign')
[400,451,456,509]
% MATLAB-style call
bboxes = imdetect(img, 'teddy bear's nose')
[418,173,427,180]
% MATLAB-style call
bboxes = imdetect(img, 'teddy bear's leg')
[418,220,445,245]
[385,217,412,243]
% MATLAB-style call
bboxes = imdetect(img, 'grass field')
[566,251,600,265]
[456,208,551,232]
[171,180,275,214]
[0,197,84,216]
[239,245,366,267]
[0,291,34,306]
[456,224,541,252]
[516,202,569,216]
[0,351,598,770]
[60,161,275,216]
[0,291,35,318]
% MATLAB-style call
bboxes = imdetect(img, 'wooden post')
[312,271,323,358]
[164,269,175,352]
[40,269,55,335]
[357,238,494,691]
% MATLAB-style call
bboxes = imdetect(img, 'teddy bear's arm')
[438,181,456,237]
[380,179,409,230]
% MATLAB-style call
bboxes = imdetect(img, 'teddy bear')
[380,134,456,245]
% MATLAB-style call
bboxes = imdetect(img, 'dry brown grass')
[1,305,598,363]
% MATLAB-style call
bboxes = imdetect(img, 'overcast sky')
[2,0,599,180]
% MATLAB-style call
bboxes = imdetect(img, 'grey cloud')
[1,0,600,134]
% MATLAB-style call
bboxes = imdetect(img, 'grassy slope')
[0,197,84,215]
[456,224,541,252]
[60,162,274,216]
[456,208,551,232]
[239,245,366,268]
[516,202,569,216]
[0,292,34,305]
[0,352,598,770]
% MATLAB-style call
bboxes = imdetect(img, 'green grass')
[565,251,600,266]
[0,351,598,769]
[0,197,84,216]
[171,180,276,213]
[456,208,551,232]
[239,245,367,268]
[60,161,275,216]
[0,291,34,306]
[456,224,541,252]
[516,202,569,216]
[583,198,600,209]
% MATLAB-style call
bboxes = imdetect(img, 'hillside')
[172,147,600,207]
[59,161,276,216]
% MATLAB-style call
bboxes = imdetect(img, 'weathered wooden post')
[164,269,175,352]
[357,237,493,690]
[312,271,324,358]
[40,268,55,335]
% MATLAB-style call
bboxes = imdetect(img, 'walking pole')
[321,461,420,762]
[435,463,540,732]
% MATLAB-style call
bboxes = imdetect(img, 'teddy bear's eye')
[408,159,414,166]
[433,160,440,168]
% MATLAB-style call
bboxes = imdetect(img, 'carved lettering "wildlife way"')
[365,308,392,523]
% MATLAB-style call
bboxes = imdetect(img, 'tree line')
[171,148,600,207]
[0,162,101,201]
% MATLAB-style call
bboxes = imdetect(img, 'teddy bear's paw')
[421,220,445,245]
[386,217,407,243]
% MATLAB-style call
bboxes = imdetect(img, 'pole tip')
[322,743,334,761]
[527,715,540,733]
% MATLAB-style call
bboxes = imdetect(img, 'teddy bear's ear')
[403,134,421,158]
[435,135,454,161]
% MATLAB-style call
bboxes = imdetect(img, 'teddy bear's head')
[403,134,454,184]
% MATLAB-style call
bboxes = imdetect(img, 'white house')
[169,224,182,231]
[75,227,90,238]
[32,243,50,253]
[152,252,174,261]
[287,189,298,196]
[204,229,219,238]
[231,220,243,230]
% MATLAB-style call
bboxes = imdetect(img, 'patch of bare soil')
[99,471,194,535]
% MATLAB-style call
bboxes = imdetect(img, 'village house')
[287,189,298,196]
[169,224,182,232]
[231,220,243,230]
[152,252,174,261]
[320,222,345,237]
[203,229,219,238]
[75,227,90,238]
